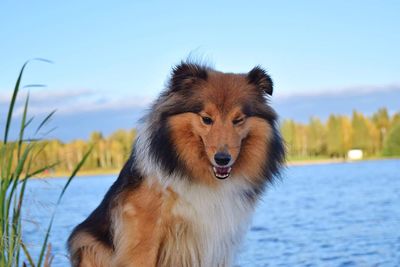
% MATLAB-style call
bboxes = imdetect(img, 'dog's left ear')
[247,66,273,96]
[170,62,208,93]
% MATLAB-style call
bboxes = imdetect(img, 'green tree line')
[282,108,400,159]
[1,108,399,175]
[0,129,136,175]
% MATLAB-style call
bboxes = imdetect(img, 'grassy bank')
[35,168,120,178]
[287,155,400,166]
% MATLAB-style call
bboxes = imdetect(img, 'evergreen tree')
[383,121,400,156]
[351,111,369,150]
[281,119,297,156]
[372,108,390,151]
[326,115,341,157]
[307,117,326,156]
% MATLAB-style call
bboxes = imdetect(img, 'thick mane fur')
[137,62,284,186]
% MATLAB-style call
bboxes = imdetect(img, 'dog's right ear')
[169,62,208,93]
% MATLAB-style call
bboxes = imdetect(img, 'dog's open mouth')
[212,166,232,179]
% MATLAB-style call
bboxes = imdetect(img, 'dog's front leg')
[111,185,164,267]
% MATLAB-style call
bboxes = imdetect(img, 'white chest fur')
[161,178,255,267]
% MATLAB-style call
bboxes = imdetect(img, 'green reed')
[0,60,92,267]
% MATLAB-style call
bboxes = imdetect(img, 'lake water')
[23,160,400,266]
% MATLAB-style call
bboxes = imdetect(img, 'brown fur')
[68,232,112,266]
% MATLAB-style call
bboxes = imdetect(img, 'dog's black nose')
[214,152,231,166]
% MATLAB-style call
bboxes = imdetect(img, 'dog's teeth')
[215,173,229,178]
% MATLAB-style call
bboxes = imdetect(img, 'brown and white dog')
[68,62,285,267]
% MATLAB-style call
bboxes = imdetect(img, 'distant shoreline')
[287,157,400,166]
[286,158,345,166]
[35,157,399,179]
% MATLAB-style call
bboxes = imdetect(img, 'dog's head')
[145,62,285,187]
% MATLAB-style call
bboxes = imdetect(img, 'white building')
[347,149,363,160]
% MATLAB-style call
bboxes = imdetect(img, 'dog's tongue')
[215,167,230,175]
[213,166,232,179]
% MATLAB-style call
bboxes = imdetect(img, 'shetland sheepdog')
[68,62,285,267]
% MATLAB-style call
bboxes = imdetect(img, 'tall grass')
[0,60,92,267]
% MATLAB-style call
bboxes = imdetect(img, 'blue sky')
[1,1,399,140]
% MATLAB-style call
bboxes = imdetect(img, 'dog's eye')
[232,117,245,125]
[202,116,213,125]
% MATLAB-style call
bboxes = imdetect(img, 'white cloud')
[1,88,155,117]
[0,88,93,104]
[275,83,400,99]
